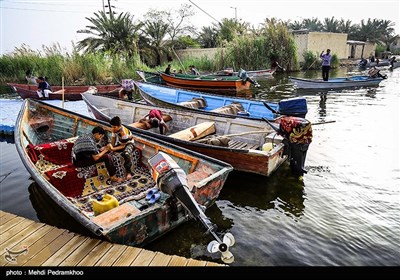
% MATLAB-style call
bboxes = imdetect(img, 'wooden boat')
[15,98,233,247]
[7,83,120,101]
[158,72,251,94]
[82,92,288,176]
[136,70,165,84]
[134,81,308,120]
[215,68,276,78]
[289,75,384,89]
[359,59,390,68]
[389,61,400,70]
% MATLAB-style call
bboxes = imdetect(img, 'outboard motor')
[148,152,236,263]
[277,116,313,176]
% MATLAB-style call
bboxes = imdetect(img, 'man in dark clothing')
[36,76,52,99]
[72,126,122,182]
[165,64,172,75]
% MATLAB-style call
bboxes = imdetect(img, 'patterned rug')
[26,138,156,217]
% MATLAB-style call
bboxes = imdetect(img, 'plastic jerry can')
[93,194,119,216]
[262,142,274,152]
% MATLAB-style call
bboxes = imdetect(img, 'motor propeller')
[207,232,236,264]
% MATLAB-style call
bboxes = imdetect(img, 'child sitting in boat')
[109,116,136,180]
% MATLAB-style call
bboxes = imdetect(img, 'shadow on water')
[27,182,99,239]
[220,165,306,219]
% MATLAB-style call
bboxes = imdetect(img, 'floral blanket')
[26,138,156,216]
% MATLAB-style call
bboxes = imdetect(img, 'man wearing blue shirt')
[320,49,332,81]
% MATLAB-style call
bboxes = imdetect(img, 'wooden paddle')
[197,129,270,143]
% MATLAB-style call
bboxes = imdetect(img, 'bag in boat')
[278,97,308,118]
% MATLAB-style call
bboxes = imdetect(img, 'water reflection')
[0,135,14,143]
[219,167,306,218]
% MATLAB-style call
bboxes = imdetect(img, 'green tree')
[76,11,142,58]
[197,26,220,48]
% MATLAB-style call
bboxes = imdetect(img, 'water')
[1,68,399,266]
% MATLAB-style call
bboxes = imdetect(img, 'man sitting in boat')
[189,65,200,76]
[139,109,169,135]
[237,68,260,87]
[368,67,387,79]
[72,126,122,183]
[36,76,52,99]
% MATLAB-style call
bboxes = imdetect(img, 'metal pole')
[230,7,237,21]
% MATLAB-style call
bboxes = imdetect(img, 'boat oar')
[304,56,319,72]
[263,101,278,114]
[197,129,271,146]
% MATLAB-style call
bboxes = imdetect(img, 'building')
[292,30,348,62]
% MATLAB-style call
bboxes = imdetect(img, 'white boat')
[289,75,384,89]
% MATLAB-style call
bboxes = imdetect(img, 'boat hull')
[14,99,232,247]
[289,76,383,89]
[134,81,280,120]
[7,83,120,101]
[83,93,287,177]
[159,72,251,94]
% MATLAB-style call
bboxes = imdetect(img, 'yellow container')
[93,194,119,216]
[262,142,274,152]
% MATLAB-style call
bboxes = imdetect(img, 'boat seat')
[169,121,216,141]
[211,102,245,115]
[178,97,207,109]
[127,114,172,129]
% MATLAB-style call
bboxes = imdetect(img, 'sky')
[1,0,399,55]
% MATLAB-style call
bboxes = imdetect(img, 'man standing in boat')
[320,49,332,81]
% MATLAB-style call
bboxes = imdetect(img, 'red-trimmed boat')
[159,72,251,94]
[7,83,120,101]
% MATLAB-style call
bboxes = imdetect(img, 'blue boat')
[134,81,308,120]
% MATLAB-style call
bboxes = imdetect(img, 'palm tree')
[198,26,219,48]
[77,11,142,58]
[141,19,170,66]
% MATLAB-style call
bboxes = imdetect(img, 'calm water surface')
[1,67,399,266]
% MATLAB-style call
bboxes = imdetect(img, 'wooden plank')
[130,249,156,266]
[0,211,8,218]
[0,220,41,249]
[167,255,188,266]
[41,235,88,266]
[186,259,207,266]
[22,231,76,266]
[95,244,127,266]
[4,227,65,266]
[0,224,51,266]
[59,238,102,266]
[0,217,26,239]
[169,122,215,141]
[248,144,260,150]
[77,242,113,266]
[206,261,226,267]
[149,252,172,266]
[0,212,17,225]
[112,246,142,266]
